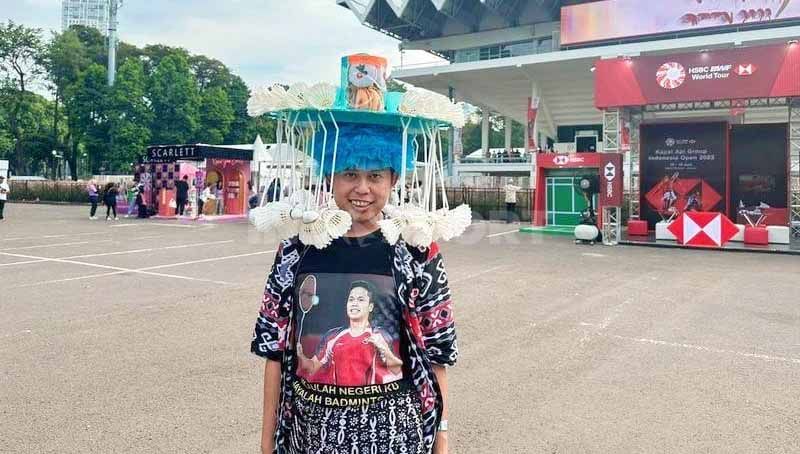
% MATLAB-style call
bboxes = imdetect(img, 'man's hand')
[433,432,448,454]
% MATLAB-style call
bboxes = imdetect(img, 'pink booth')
[136,144,252,218]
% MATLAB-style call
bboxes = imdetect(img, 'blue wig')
[311,123,416,176]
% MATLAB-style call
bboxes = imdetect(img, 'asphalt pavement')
[1,203,798,454]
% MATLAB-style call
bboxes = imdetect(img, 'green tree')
[69,25,106,67]
[224,74,252,144]
[197,86,234,144]
[43,28,90,178]
[65,63,109,174]
[148,53,200,144]
[107,59,152,172]
[190,55,231,91]
[0,20,44,174]
[460,109,525,156]
[245,116,276,146]
[142,44,190,76]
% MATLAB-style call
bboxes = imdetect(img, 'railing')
[9,181,90,204]
[444,187,535,223]
[459,154,533,164]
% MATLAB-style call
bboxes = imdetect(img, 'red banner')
[562,0,800,46]
[527,97,538,150]
[595,43,800,108]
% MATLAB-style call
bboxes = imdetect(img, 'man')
[503,178,521,223]
[175,175,190,216]
[0,175,8,220]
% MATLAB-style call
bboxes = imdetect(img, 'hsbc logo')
[553,155,569,166]
[734,63,757,76]
[604,163,616,182]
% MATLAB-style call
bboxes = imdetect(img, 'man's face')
[332,169,396,226]
[346,287,372,321]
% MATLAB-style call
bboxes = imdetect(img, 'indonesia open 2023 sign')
[562,0,800,46]
[594,43,800,108]
[640,123,728,229]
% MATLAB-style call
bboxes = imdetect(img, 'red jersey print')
[294,273,405,387]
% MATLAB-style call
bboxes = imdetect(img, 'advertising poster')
[730,124,789,225]
[640,123,727,228]
[562,0,800,46]
[594,43,800,108]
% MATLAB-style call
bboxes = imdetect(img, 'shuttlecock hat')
[247,54,471,249]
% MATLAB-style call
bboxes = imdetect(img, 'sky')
[2,0,444,91]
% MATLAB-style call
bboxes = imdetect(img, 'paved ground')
[1,203,798,454]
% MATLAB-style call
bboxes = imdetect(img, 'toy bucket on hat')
[247,53,470,249]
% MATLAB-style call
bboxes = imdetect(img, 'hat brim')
[269,108,451,133]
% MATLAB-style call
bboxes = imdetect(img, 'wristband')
[438,420,448,432]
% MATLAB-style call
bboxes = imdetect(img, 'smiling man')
[250,54,460,454]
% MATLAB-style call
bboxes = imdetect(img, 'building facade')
[337,0,800,238]
[62,0,109,34]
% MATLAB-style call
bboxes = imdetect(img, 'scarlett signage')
[594,43,800,108]
[146,145,199,162]
[561,0,800,46]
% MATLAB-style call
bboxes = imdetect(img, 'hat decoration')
[247,54,470,249]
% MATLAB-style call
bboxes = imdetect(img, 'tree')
[148,53,200,144]
[142,44,190,76]
[197,86,234,144]
[107,59,152,172]
[0,20,44,174]
[44,28,90,178]
[460,109,525,156]
[224,74,252,144]
[65,64,109,174]
[190,55,231,91]
[245,115,276,145]
[69,25,106,67]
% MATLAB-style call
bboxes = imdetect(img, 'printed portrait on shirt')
[294,273,403,387]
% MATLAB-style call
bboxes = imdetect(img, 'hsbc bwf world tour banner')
[640,123,728,228]
[562,0,800,46]
[594,43,800,108]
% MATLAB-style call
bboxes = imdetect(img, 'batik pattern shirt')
[252,237,457,454]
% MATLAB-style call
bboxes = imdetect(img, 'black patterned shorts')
[288,381,424,454]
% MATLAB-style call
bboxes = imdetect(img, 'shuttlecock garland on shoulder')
[248,53,470,249]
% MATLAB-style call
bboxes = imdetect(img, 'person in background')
[266,178,282,203]
[175,175,190,216]
[503,179,521,224]
[215,181,224,215]
[248,181,259,210]
[126,181,139,218]
[134,184,149,218]
[87,180,99,220]
[103,182,119,221]
[199,182,214,218]
[0,175,9,221]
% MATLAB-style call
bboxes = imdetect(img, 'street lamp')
[52,150,65,180]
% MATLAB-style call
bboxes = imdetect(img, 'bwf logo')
[665,138,676,147]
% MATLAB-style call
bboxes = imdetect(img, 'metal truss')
[602,206,622,246]
[627,109,643,221]
[645,97,789,112]
[790,98,800,237]
[602,108,620,152]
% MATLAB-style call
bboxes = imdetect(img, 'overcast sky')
[3,0,443,90]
